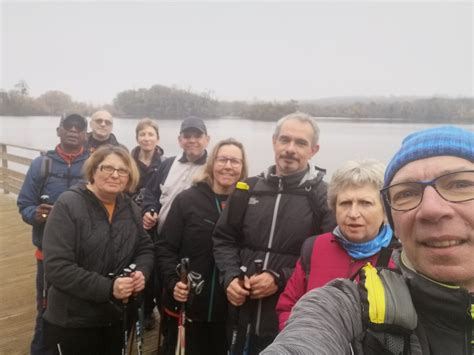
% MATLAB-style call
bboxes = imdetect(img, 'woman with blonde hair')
[156,138,248,355]
[42,145,154,354]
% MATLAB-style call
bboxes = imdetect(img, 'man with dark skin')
[18,114,89,355]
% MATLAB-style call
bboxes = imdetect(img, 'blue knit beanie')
[384,125,474,188]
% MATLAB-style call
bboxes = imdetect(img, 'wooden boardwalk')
[0,193,160,354]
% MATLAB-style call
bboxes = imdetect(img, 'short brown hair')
[194,138,248,187]
[83,145,140,193]
[135,118,160,140]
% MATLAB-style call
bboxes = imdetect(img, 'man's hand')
[113,276,134,301]
[143,211,158,230]
[249,272,278,299]
[173,281,190,303]
[34,204,53,224]
[226,276,250,306]
[131,270,145,293]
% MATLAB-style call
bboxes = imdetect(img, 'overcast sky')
[1,1,472,104]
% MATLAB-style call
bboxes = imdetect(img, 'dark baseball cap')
[180,117,207,134]
[59,113,87,131]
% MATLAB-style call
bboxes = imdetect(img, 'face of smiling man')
[390,156,474,291]
[272,119,319,176]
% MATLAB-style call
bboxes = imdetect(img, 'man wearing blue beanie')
[262,125,473,355]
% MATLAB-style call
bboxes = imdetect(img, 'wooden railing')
[0,143,45,194]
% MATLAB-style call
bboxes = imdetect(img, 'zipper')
[255,177,282,336]
[207,195,222,322]
[207,265,217,322]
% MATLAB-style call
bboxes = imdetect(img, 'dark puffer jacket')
[213,164,336,338]
[43,184,154,328]
[156,182,228,322]
[17,149,89,249]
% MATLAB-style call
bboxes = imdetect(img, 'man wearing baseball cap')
[17,113,89,354]
[262,125,473,355]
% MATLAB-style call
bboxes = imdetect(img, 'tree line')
[1,81,472,123]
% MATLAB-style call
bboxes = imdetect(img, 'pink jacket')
[275,232,395,331]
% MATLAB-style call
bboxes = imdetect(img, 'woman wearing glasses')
[276,159,396,331]
[156,138,248,355]
[41,145,154,354]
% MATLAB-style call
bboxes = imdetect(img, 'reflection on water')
[1,116,471,177]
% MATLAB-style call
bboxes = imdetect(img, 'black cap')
[180,117,207,134]
[59,113,87,131]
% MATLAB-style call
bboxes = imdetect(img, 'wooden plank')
[0,153,33,166]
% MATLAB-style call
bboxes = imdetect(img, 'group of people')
[17,110,473,355]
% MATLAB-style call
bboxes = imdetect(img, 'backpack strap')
[227,176,260,228]
[38,154,52,196]
[358,263,420,355]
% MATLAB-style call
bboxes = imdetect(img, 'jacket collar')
[178,150,207,164]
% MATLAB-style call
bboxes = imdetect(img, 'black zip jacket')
[43,184,154,328]
[156,182,228,322]
[213,164,336,339]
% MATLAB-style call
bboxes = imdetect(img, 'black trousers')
[44,320,123,355]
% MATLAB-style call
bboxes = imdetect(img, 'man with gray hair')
[213,112,336,354]
[262,125,473,355]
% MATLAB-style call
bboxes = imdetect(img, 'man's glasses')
[215,156,243,168]
[99,165,130,177]
[93,119,113,126]
[381,170,474,211]
[62,121,85,131]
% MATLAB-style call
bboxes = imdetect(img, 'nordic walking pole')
[175,258,189,355]
[121,267,133,355]
[242,259,264,355]
[127,263,144,355]
[229,265,248,355]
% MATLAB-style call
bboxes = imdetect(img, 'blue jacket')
[17,148,89,250]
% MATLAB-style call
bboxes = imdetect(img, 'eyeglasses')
[381,170,474,211]
[62,121,86,131]
[99,165,130,177]
[215,156,243,168]
[93,119,113,126]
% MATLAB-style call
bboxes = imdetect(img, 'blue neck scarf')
[333,224,393,260]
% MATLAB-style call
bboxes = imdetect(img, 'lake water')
[1,116,471,177]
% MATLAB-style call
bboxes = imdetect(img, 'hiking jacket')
[156,182,228,322]
[131,145,165,192]
[213,164,336,339]
[85,132,121,154]
[262,250,473,355]
[142,152,207,232]
[276,232,395,331]
[42,184,154,328]
[130,145,165,206]
[17,149,89,250]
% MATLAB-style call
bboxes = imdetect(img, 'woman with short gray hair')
[276,159,395,331]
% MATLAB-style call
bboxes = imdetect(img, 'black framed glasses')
[215,156,243,168]
[381,170,474,211]
[99,165,130,177]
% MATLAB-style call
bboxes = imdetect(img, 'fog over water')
[1,116,471,177]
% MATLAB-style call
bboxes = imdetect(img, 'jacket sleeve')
[142,157,174,214]
[43,196,113,303]
[130,203,155,280]
[275,259,307,331]
[212,195,243,291]
[155,194,185,294]
[261,279,365,354]
[17,157,43,226]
